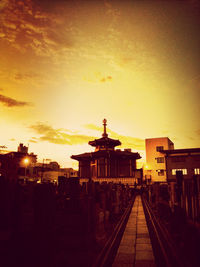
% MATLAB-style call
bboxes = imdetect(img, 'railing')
[92,196,135,267]
[142,196,189,267]
[79,177,137,186]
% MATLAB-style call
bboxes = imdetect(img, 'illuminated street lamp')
[24,157,29,177]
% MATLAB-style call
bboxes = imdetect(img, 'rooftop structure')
[71,119,141,185]
[88,118,121,151]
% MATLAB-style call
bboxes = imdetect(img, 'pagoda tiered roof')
[88,118,121,150]
[71,149,141,161]
[71,119,141,161]
[88,136,121,149]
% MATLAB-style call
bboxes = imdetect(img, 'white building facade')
[145,137,174,183]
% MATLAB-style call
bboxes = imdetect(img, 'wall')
[145,137,174,182]
[166,153,200,181]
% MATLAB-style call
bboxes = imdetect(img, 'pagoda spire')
[102,118,108,138]
[88,119,121,150]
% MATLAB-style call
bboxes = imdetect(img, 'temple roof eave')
[88,137,121,147]
[71,150,141,161]
[71,153,92,161]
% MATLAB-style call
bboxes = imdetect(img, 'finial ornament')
[102,118,108,137]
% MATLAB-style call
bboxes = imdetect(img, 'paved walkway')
[112,195,155,267]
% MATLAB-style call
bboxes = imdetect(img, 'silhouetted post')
[176,170,183,207]
[193,175,199,221]
[114,185,120,215]
[94,184,106,244]
[0,177,10,229]
[69,177,80,212]
[86,180,96,245]
[33,183,56,232]
[11,183,25,235]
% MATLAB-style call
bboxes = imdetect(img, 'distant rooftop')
[161,148,200,154]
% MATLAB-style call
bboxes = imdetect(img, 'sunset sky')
[0,0,200,169]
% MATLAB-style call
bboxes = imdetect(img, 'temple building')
[71,119,141,185]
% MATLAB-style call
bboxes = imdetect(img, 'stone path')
[112,195,155,267]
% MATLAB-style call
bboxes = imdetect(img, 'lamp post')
[24,157,29,182]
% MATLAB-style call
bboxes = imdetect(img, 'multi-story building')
[145,137,174,183]
[160,148,200,181]
[160,148,200,219]
[0,143,37,182]
[145,137,200,220]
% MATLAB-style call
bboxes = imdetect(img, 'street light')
[24,157,29,178]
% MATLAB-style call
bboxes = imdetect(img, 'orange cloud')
[13,71,41,81]
[84,73,113,83]
[84,123,145,150]
[0,0,74,57]
[30,122,95,145]
[100,76,112,82]
[0,0,8,10]
[84,124,102,132]
[0,93,31,107]
[29,139,38,143]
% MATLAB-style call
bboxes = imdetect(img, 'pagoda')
[71,119,141,184]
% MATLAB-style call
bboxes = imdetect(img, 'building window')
[158,169,164,176]
[156,146,164,152]
[194,168,200,175]
[171,156,186,162]
[156,157,164,163]
[172,169,187,175]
